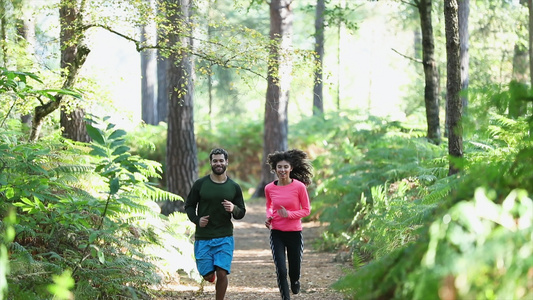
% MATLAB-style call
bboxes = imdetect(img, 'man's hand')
[222,200,234,213]
[199,215,210,227]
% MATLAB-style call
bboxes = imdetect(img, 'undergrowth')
[306,106,533,299]
[0,117,198,299]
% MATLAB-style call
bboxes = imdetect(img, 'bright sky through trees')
[44,1,413,128]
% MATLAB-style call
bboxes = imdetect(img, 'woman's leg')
[286,231,303,294]
[270,230,291,300]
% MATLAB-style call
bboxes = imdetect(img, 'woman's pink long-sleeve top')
[265,179,311,232]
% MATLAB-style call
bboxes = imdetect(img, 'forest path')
[161,199,350,300]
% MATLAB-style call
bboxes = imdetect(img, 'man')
[185,148,246,300]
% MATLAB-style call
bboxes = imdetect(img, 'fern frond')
[9,242,34,263]
[422,182,453,205]
[53,164,93,174]
[144,185,183,202]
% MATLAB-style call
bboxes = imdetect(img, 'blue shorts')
[194,236,234,276]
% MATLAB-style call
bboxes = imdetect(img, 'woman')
[264,149,312,300]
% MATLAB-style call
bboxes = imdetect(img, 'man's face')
[210,154,228,175]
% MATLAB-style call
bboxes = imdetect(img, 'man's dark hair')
[209,148,228,161]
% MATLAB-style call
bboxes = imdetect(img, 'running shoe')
[291,280,300,294]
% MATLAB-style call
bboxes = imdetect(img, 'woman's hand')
[265,216,273,229]
[277,206,288,218]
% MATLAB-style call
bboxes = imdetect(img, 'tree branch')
[391,48,423,64]
[86,23,268,79]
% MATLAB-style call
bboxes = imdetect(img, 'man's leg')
[194,240,216,282]
[215,267,228,300]
[212,236,234,300]
[204,271,216,283]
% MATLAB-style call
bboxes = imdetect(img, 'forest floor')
[155,199,351,300]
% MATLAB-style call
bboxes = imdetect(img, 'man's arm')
[184,182,200,225]
[231,184,246,220]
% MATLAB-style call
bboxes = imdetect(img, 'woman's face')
[275,160,292,180]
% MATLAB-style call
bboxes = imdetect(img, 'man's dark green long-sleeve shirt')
[185,175,246,240]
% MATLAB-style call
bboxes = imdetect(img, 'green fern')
[1,117,196,299]
[331,109,533,299]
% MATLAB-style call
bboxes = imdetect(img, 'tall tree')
[205,0,218,128]
[444,0,463,175]
[0,0,9,67]
[414,0,441,144]
[458,0,469,114]
[253,0,293,198]
[29,0,164,141]
[510,44,529,118]
[58,0,90,143]
[529,0,533,90]
[30,0,90,142]
[156,0,169,124]
[508,0,529,119]
[18,0,36,126]
[160,0,197,215]
[140,0,158,125]
[156,53,169,124]
[313,0,325,116]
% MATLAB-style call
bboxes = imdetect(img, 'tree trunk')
[529,0,533,90]
[0,0,7,67]
[444,0,463,175]
[161,0,197,215]
[60,109,90,142]
[313,0,325,116]
[156,1,169,124]
[141,10,158,125]
[529,0,533,129]
[252,0,293,198]
[60,108,90,142]
[156,55,169,124]
[58,0,89,143]
[207,1,214,129]
[31,0,90,142]
[336,0,345,110]
[509,44,529,119]
[19,1,36,127]
[458,0,469,115]
[418,0,441,145]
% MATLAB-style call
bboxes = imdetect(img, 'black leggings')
[269,230,303,300]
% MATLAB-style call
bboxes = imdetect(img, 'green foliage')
[325,100,533,299]
[196,119,264,191]
[306,111,445,239]
[127,119,264,196]
[412,188,532,300]
[0,68,81,125]
[0,210,15,300]
[47,270,75,300]
[334,188,533,300]
[0,117,196,299]
[126,123,167,185]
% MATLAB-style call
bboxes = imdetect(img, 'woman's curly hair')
[267,149,313,186]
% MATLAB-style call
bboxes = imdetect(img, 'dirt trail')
[162,200,350,300]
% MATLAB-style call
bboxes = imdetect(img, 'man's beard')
[211,165,227,175]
